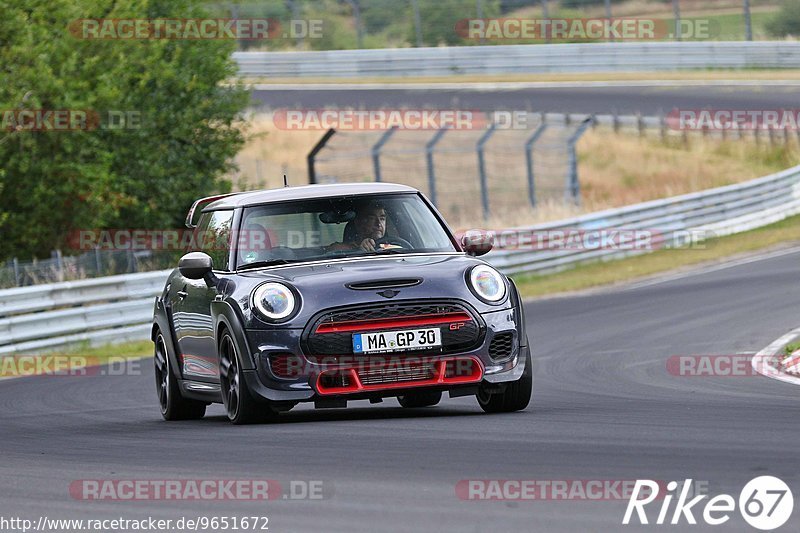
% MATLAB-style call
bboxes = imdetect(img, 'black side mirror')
[179,252,216,285]
[461,230,494,257]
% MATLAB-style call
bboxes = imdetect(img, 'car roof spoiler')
[185,192,243,229]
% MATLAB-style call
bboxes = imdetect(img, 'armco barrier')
[1,163,800,354]
[485,164,800,274]
[0,270,170,355]
[233,42,800,78]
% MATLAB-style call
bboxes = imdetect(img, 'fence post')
[567,118,593,206]
[307,128,336,184]
[476,123,497,221]
[372,126,397,183]
[743,0,753,41]
[127,248,137,273]
[287,0,303,48]
[345,0,364,48]
[672,0,681,41]
[541,0,550,43]
[411,0,423,47]
[425,127,448,206]
[476,0,485,45]
[94,246,102,275]
[54,249,64,282]
[524,121,548,209]
[12,257,20,287]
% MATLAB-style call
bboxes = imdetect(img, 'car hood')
[230,253,508,327]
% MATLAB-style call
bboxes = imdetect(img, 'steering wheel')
[374,236,413,250]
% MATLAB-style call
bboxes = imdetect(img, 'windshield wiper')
[372,248,412,255]
[237,259,292,270]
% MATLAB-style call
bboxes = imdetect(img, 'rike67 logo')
[623,477,793,530]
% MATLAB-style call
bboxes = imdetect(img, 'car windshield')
[236,193,457,269]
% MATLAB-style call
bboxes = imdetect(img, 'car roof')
[203,182,419,210]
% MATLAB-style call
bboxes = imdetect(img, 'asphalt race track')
[253,84,800,115]
[1,248,798,532]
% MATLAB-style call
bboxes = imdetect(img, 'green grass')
[682,11,775,41]
[59,340,153,360]
[785,342,800,356]
[512,213,800,299]
[1,340,153,378]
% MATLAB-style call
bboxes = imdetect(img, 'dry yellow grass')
[231,114,799,228]
[232,114,322,190]
[509,0,780,18]
[578,127,799,211]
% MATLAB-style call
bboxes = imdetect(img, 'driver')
[327,201,394,252]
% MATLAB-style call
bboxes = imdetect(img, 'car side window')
[194,210,234,271]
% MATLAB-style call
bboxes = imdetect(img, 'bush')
[766,0,800,37]
[0,0,250,260]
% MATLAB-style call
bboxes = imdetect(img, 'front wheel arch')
[212,300,256,370]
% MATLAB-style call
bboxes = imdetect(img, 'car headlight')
[252,282,297,321]
[468,265,506,303]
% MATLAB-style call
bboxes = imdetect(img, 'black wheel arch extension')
[212,299,257,370]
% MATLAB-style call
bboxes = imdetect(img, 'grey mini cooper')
[152,182,532,424]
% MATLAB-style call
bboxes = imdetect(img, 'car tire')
[477,349,532,414]
[397,390,442,408]
[218,329,277,425]
[154,331,207,421]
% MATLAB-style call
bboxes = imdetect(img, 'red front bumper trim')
[313,356,484,396]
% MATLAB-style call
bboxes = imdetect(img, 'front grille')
[322,303,463,323]
[488,332,515,361]
[356,362,437,385]
[305,301,483,356]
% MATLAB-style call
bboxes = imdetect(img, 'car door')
[172,209,234,380]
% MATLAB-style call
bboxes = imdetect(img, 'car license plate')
[352,328,441,354]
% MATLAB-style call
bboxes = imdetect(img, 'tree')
[766,0,800,38]
[413,0,500,47]
[0,0,250,260]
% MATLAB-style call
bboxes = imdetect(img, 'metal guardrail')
[486,164,800,275]
[0,270,170,355]
[234,42,800,78]
[2,162,800,354]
